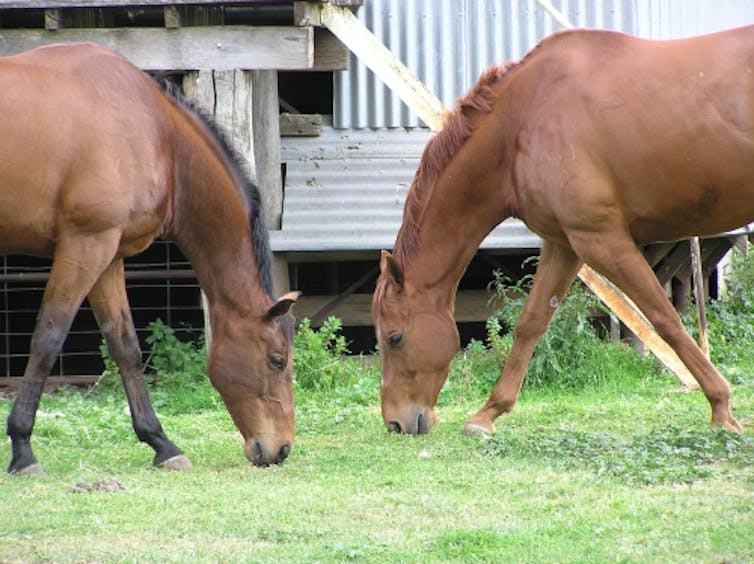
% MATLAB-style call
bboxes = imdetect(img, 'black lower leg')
[6,371,48,474]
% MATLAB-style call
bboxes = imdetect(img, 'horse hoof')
[460,422,493,436]
[718,418,743,433]
[157,454,193,471]
[11,463,45,476]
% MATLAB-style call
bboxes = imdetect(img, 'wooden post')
[252,70,290,294]
[690,237,710,358]
[183,69,257,344]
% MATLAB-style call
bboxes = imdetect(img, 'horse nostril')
[277,443,291,464]
[388,421,403,433]
[417,412,428,435]
[251,440,268,467]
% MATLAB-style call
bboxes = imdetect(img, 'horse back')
[506,26,754,241]
[0,43,175,257]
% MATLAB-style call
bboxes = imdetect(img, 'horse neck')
[396,131,512,307]
[170,126,270,322]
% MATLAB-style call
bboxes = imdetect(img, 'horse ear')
[265,290,301,320]
[380,250,404,289]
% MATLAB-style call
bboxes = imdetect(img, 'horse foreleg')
[88,259,191,470]
[6,231,120,474]
[571,232,742,432]
[462,242,582,435]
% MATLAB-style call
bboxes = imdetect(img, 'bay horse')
[372,26,754,436]
[1,43,299,474]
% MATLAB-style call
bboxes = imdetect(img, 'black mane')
[157,78,275,298]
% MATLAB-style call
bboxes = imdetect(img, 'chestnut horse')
[373,26,753,436]
[1,43,299,474]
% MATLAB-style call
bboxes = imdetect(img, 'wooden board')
[0,0,315,7]
[0,25,314,70]
[280,113,322,136]
[296,290,498,327]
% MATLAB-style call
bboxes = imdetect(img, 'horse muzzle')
[244,438,292,467]
[385,406,436,435]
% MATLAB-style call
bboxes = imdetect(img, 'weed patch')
[482,425,754,485]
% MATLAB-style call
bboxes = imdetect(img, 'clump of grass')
[481,425,754,485]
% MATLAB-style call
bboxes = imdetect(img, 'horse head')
[207,291,299,466]
[372,251,459,435]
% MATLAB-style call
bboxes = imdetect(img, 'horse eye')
[268,354,285,371]
[388,332,404,348]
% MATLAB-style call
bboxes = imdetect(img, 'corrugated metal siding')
[334,0,643,129]
[334,0,754,129]
[274,0,754,255]
[270,124,541,252]
[635,0,754,39]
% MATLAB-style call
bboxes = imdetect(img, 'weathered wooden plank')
[44,8,61,30]
[578,266,698,389]
[655,243,691,285]
[0,0,296,7]
[317,3,447,130]
[296,290,499,327]
[643,242,676,268]
[163,5,180,28]
[280,113,322,136]
[251,68,291,293]
[310,27,348,70]
[0,25,314,70]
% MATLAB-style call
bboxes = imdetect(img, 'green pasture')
[2,251,754,563]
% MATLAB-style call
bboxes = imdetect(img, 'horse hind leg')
[570,231,742,432]
[6,230,122,474]
[87,259,191,470]
[462,242,582,435]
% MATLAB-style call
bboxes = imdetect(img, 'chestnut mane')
[394,61,517,263]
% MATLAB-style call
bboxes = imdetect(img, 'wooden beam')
[311,27,349,70]
[163,5,181,29]
[0,25,314,70]
[643,242,676,268]
[44,8,62,30]
[297,289,498,327]
[280,113,322,136]
[578,266,698,389]
[690,237,710,358]
[535,0,575,29]
[655,242,690,285]
[0,0,297,7]
[317,3,446,130]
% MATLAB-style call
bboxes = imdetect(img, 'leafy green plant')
[705,247,754,384]
[95,319,216,413]
[293,316,351,392]
[452,260,663,393]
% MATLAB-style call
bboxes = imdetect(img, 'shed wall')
[334,0,754,129]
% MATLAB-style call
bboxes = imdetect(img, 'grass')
[2,250,754,562]
[1,369,752,563]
